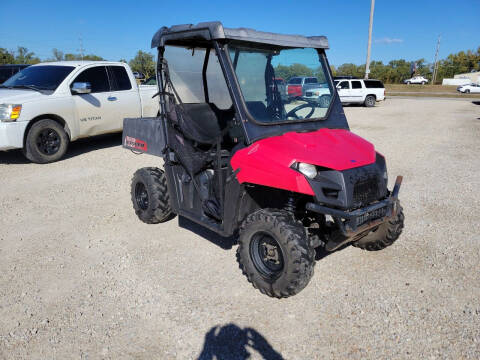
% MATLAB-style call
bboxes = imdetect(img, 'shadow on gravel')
[0,133,122,165]
[178,216,237,250]
[315,242,349,261]
[197,323,284,360]
[472,101,480,105]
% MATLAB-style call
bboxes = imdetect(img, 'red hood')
[231,129,376,195]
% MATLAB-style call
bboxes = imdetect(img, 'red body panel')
[287,84,302,97]
[231,129,376,196]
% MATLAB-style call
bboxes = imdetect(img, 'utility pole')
[365,0,375,79]
[78,36,85,61]
[432,35,441,84]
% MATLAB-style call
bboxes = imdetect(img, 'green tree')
[336,63,364,78]
[61,52,104,61]
[274,63,314,81]
[0,48,15,64]
[52,48,64,61]
[129,50,155,78]
[14,47,40,64]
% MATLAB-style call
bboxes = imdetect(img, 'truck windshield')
[229,46,333,124]
[2,65,75,91]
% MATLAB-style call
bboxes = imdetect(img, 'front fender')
[231,143,315,195]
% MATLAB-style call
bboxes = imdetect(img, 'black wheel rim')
[249,231,284,279]
[135,182,149,210]
[36,128,61,155]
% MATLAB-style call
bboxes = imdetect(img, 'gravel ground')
[0,98,479,359]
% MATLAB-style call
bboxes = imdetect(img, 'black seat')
[181,103,234,145]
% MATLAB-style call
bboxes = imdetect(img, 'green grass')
[385,84,480,98]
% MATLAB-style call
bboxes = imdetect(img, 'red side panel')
[231,129,376,195]
[287,85,302,98]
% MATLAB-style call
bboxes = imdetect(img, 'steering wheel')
[286,102,316,119]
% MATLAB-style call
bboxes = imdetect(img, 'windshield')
[3,65,75,91]
[229,46,333,124]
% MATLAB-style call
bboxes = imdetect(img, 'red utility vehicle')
[123,22,405,298]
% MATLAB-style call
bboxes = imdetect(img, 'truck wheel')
[406,81,411,85]
[237,209,315,298]
[364,95,376,107]
[465,89,470,94]
[421,81,426,85]
[353,204,404,251]
[24,119,69,163]
[131,167,175,224]
[319,94,331,108]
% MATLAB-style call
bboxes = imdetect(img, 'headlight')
[0,104,22,122]
[292,162,317,179]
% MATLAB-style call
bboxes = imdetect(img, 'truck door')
[70,66,117,136]
[105,65,142,131]
[336,80,352,102]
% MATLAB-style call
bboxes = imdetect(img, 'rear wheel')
[237,209,315,298]
[24,119,69,163]
[406,81,411,85]
[421,81,426,85]
[465,89,470,94]
[131,167,175,224]
[364,95,376,107]
[353,203,404,251]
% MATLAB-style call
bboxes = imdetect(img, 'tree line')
[276,47,479,84]
[1,45,478,84]
[0,46,156,79]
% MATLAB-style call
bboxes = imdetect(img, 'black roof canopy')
[151,21,329,49]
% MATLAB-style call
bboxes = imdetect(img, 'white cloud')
[375,37,404,44]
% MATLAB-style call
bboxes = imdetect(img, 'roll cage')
[153,22,349,145]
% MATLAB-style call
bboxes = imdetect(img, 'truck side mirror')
[71,82,92,94]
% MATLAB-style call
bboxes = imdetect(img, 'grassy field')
[385,84,480,98]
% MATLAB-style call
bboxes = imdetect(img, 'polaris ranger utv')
[123,22,404,298]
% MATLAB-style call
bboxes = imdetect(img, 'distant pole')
[365,0,375,79]
[432,35,441,84]
[78,36,85,61]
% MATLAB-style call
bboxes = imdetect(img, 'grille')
[305,91,313,96]
[353,177,379,207]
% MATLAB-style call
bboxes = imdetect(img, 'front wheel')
[318,94,331,108]
[237,209,315,298]
[24,119,69,163]
[465,89,470,94]
[131,167,175,224]
[353,203,404,251]
[364,95,376,107]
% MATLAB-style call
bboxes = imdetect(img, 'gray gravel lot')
[0,98,479,359]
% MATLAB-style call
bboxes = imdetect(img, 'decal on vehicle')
[80,116,101,122]
[124,136,148,151]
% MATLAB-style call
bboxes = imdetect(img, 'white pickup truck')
[0,61,159,163]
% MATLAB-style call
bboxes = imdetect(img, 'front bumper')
[0,121,28,150]
[306,176,402,250]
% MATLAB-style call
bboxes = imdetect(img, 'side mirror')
[71,82,91,94]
